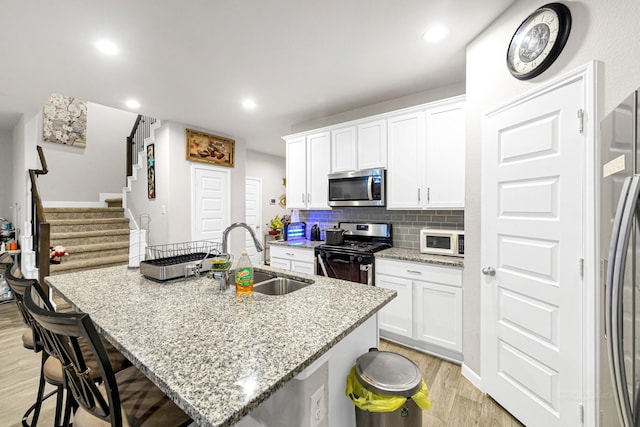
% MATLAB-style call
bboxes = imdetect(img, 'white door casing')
[245,177,262,265]
[481,69,593,427]
[191,166,230,247]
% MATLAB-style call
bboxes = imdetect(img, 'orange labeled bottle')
[235,251,254,294]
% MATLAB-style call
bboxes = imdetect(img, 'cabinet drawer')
[270,246,314,263]
[376,258,462,287]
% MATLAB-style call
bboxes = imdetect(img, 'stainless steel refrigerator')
[600,89,640,427]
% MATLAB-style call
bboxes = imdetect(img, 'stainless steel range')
[315,222,392,285]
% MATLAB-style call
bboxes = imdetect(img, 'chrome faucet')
[221,222,264,254]
[217,222,264,290]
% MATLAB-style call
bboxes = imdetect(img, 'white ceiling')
[0,0,513,156]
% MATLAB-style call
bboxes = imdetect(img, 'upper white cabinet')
[387,112,425,209]
[357,119,387,171]
[284,95,465,211]
[330,126,357,173]
[285,132,331,210]
[425,100,465,209]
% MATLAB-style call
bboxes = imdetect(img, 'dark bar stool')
[4,263,67,427]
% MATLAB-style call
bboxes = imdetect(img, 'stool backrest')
[4,266,51,351]
[23,284,123,427]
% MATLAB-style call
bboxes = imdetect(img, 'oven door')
[315,248,374,285]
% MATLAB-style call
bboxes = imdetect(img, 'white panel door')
[245,177,262,265]
[414,281,462,352]
[192,166,230,245]
[481,78,585,427]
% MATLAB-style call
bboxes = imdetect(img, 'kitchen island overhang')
[45,265,396,426]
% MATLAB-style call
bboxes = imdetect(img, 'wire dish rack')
[140,240,223,281]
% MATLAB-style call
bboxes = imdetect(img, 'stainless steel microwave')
[328,168,385,207]
[420,228,464,257]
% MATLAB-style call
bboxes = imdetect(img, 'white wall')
[246,150,287,229]
[126,121,247,255]
[38,103,137,202]
[464,0,640,375]
[0,129,13,220]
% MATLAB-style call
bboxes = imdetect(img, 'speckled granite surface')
[376,247,464,268]
[269,239,324,249]
[46,265,394,427]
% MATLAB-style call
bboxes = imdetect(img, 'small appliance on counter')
[283,222,306,241]
[310,224,321,241]
[419,228,464,257]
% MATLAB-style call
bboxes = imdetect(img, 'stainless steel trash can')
[354,349,423,427]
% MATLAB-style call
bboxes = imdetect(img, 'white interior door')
[192,166,230,246]
[245,177,262,265]
[481,77,586,426]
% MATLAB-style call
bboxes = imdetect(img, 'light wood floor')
[0,300,523,427]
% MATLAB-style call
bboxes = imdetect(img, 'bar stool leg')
[21,352,59,427]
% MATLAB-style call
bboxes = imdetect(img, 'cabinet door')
[270,258,291,271]
[331,126,357,173]
[414,280,462,352]
[357,119,387,170]
[376,273,413,338]
[291,260,315,275]
[285,137,308,209]
[307,132,331,210]
[387,112,424,209]
[425,100,465,209]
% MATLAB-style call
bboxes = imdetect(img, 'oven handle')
[317,254,329,277]
[360,263,372,286]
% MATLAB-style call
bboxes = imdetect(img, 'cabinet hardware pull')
[407,269,422,274]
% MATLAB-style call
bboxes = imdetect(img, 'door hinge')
[579,403,584,423]
[577,109,584,135]
[579,258,584,279]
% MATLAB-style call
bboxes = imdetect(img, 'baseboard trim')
[461,363,483,391]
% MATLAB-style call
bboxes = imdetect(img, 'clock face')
[507,3,571,80]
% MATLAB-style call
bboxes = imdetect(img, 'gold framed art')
[186,128,235,168]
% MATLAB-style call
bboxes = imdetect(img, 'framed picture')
[186,128,235,168]
[147,144,156,199]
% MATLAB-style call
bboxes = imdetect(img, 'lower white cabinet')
[270,245,315,275]
[376,258,463,360]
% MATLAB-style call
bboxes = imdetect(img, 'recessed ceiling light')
[242,99,257,110]
[95,39,119,55]
[422,26,449,43]
[125,99,140,109]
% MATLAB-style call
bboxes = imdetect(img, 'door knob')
[482,266,496,276]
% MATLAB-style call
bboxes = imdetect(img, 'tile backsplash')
[296,208,464,249]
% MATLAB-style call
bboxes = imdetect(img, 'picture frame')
[186,128,235,168]
[147,144,156,199]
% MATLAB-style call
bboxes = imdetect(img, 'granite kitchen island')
[45,265,395,427]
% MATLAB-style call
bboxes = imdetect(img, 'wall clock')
[506,2,571,80]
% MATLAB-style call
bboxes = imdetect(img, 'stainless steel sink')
[253,277,313,296]
[253,270,277,284]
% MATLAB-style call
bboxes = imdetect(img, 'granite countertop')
[45,265,395,427]
[269,239,324,249]
[376,247,464,268]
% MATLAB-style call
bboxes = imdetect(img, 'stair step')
[49,254,130,275]
[51,229,130,246]
[45,207,125,220]
[49,217,130,233]
[104,198,123,208]
[64,241,130,261]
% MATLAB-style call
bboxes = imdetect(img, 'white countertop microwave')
[419,228,464,257]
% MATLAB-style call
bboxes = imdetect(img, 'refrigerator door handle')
[606,175,640,427]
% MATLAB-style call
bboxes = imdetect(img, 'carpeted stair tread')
[49,217,129,225]
[104,198,123,208]
[51,229,130,239]
[45,207,125,219]
[49,254,129,275]
[65,241,130,253]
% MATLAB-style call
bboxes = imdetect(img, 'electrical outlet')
[310,385,325,427]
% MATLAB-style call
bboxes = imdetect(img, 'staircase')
[45,199,130,275]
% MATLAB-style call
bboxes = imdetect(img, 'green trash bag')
[345,366,431,413]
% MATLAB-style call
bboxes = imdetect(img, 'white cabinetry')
[425,100,465,209]
[270,246,315,275]
[357,119,387,171]
[285,132,331,210]
[376,258,463,361]
[331,126,357,173]
[387,112,424,209]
